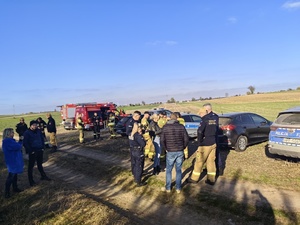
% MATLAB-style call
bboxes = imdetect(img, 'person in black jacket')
[46,113,58,152]
[188,107,217,185]
[160,113,189,193]
[129,123,147,187]
[23,120,51,186]
[15,117,28,143]
[148,113,163,175]
[36,117,49,148]
[92,112,101,140]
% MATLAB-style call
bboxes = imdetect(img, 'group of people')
[77,112,118,144]
[125,103,219,193]
[2,113,57,198]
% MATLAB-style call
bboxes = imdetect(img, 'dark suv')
[218,112,272,151]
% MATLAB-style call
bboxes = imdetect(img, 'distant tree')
[142,101,146,105]
[247,85,255,94]
[287,88,293,91]
[167,97,176,103]
[191,97,196,101]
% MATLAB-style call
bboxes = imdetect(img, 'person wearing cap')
[2,128,24,198]
[23,120,51,186]
[16,117,28,143]
[188,107,217,185]
[46,113,58,152]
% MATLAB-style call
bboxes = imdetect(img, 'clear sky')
[1,0,299,115]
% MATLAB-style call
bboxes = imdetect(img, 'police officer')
[129,123,147,187]
[188,107,217,185]
[92,112,101,140]
[77,114,85,144]
[126,111,141,174]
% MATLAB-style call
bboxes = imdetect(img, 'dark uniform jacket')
[160,120,189,152]
[23,129,45,154]
[148,120,162,138]
[129,133,146,150]
[37,119,47,134]
[197,113,217,146]
[126,118,140,136]
[92,115,101,126]
[16,122,28,136]
[47,116,56,133]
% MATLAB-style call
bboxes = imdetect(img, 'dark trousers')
[93,125,101,139]
[28,151,46,183]
[131,147,145,183]
[5,173,18,193]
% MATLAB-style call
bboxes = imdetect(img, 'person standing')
[188,107,217,185]
[2,128,24,198]
[77,114,85,144]
[16,117,28,143]
[148,113,163,175]
[203,103,221,175]
[92,112,101,140]
[46,113,58,152]
[160,113,189,193]
[129,123,147,187]
[108,113,116,139]
[141,111,154,159]
[36,117,49,148]
[126,111,141,174]
[23,120,51,186]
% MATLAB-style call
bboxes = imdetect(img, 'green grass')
[0,112,62,134]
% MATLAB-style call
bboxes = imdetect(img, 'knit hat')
[30,120,37,126]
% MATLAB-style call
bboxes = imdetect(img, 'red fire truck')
[58,102,126,130]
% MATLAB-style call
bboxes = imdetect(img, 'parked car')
[268,106,300,158]
[148,108,172,117]
[218,112,272,151]
[181,113,202,138]
[114,115,132,136]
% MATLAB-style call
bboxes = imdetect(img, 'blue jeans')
[153,136,161,168]
[165,151,184,191]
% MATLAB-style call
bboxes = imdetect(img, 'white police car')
[181,113,202,138]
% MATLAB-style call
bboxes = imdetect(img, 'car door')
[249,113,270,142]
[183,114,201,138]
[235,114,257,144]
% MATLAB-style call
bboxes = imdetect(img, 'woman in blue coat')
[2,128,24,198]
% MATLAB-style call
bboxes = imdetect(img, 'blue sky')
[1,0,299,115]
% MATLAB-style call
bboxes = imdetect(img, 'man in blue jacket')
[23,120,51,186]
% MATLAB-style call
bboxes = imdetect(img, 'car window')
[275,113,300,125]
[241,114,254,124]
[250,114,266,125]
[191,115,201,123]
[182,115,192,122]
[219,117,231,126]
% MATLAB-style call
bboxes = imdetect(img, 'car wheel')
[235,135,248,152]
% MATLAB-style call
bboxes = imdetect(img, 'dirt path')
[42,145,223,225]
[43,143,300,215]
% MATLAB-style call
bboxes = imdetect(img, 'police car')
[268,106,300,158]
[181,113,202,138]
